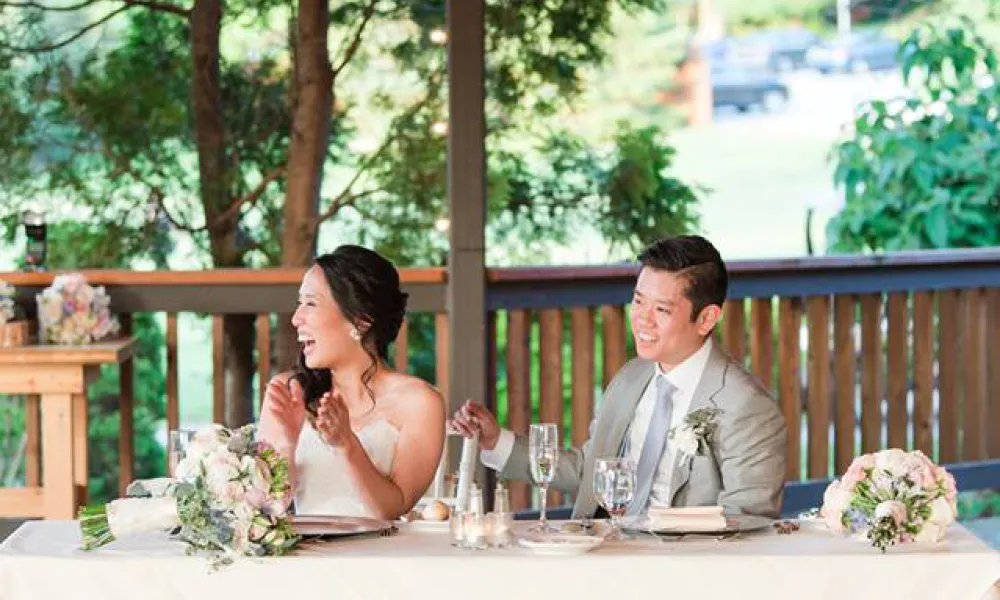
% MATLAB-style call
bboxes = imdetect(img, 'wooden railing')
[4,248,1000,512]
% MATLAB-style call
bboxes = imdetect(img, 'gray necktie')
[628,376,675,515]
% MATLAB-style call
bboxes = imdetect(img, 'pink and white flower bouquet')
[820,449,957,552]
[36,273,119,344]
[79,424,298,565]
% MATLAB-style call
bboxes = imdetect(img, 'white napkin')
[646,505,727,531]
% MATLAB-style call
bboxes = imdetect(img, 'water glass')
[168,429,195,478]
[528,423,559,534]
[594,457,635,540]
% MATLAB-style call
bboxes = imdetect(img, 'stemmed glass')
[528,423,560,534]
[593,457,635,540]
[168,429,194,478]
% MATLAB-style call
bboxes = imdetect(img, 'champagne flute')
[168,429,194,478]
[528,423,559,534]
[595,458,635,540]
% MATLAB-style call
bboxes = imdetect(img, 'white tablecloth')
[1,520,998,600]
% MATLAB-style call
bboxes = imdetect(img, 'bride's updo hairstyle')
[292,245,408,415]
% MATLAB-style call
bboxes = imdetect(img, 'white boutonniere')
[669,407,722,460]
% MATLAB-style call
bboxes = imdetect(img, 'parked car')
[806,31,899,74]
[706,27,821,72]
[711,67,789,112]
[740,27,823,72]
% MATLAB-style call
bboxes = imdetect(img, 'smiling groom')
[451,235,788,518]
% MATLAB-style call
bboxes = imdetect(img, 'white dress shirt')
[481,338,714,508]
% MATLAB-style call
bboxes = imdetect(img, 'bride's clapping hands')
[315,388,356,448]
[260,374,306,451]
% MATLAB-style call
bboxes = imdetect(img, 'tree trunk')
[278,0,333,372]
[191,0,255,425]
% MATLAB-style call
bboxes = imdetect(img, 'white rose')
[194,424,226,446]
[674,427,700,457]
[821,480,852,533]
[874,500,908,526]
[928,496,956,527]
[874,449,910,477]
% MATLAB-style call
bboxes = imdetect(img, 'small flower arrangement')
[0,280,19,326]
[669,407,721,460]
[821,449,958,552]
[79,424,299,566]
[36,273,119,345]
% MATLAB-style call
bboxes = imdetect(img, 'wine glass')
[594,457,635,540]
[168,429,194,478]
[528,423,560,534]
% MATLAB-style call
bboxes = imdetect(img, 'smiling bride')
[257,245,445,520]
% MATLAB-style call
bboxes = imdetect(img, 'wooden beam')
[42,393,76,519]
[212,316,225,426]
[256,313,271,415]
[24,395,40,487]
[446,0,487,444]
[778,298,802,480]
[0,488,45,518]
[118,314,135,496]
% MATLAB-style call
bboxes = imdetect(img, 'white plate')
[624,513,773,535]
[291,515,393,537]
[517,534,604,556]
[400,519,451,532]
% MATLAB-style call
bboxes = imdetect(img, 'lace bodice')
[293,419,400,517]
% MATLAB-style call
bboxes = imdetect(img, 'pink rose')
[935,467,957,503]
[843,453,875,489]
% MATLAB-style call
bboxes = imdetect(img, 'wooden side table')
[0,338,136,519]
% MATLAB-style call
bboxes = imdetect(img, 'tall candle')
[455,434,478,513]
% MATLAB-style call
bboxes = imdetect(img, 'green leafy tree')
[0,0,701,425]
[827,16,1000,252]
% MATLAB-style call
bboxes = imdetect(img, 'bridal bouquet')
[36,273,119,344]
[820,449,957,552]
[80,424,298,564]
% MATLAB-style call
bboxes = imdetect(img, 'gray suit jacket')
[501,344,787,518]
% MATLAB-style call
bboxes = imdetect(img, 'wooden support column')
[446,1,487,419]
[446,0,487,485]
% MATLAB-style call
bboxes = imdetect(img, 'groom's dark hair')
[637,235,728,321]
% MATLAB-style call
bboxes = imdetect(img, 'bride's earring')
[349,327,361,342]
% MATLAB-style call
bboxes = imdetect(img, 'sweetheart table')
[1,519,997,600]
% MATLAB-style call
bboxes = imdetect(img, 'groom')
[451,235,787,518]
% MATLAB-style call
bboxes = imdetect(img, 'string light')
[430,121,448,136]
[434,218,450,232]
[429,28,448,45]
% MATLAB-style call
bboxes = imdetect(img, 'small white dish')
[400,519,451,532]
[517,533,603,556]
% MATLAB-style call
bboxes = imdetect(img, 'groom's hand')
[450,400,501,451]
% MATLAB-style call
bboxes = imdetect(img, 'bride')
[258,245,446,520]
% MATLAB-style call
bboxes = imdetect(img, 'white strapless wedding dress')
[293,419,399,517]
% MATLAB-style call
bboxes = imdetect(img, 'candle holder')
[486,512,513,548]
[449,510,465,547]
[461,512,488,550]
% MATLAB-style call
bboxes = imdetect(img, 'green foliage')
[0,0,696,271]
[364,119,701,267]
[826,16,1000,252]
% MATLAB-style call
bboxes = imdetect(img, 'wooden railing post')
[118,314,135,495]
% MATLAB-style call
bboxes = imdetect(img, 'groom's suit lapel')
[604,361,655,458]
[667,344,729,506]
